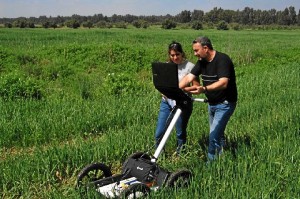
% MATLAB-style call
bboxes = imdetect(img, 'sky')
[0,0,299,18]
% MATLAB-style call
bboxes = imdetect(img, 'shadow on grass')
[198,133,252,159]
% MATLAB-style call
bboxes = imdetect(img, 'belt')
[209,100,229,105]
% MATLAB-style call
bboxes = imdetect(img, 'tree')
[298,9,300,25]
[269,9,277,24]
[42,21,51,28]
[279,8,291,25]
[28,22,35,28]
[50,23,58,29]
[39,15,48,24]
[276,7,297,25]
[289,6,297,25]
[253,9,262,25]
[111,14,122,23]
[4,22,12,28]
[71,14,83,24]
[176,10,191,23]
[222,9,236,23]
[191,10,204,21]
[259,10,269,25]
[92,14,105,23]
[205,7,224,24]
[1,6,299,29]
[240,7,255,25]
[124,14,138,23]
[54,15,65,26]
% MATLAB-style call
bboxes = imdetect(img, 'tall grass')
[0,28,299,198]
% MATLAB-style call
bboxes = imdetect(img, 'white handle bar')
[192,98,207,103]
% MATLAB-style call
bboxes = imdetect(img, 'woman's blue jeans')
[207,101,236,160]
[155,99,193,153]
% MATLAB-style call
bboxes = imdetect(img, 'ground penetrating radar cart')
[76,62,207,198]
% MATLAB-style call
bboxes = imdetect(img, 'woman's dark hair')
[168,41,186,62]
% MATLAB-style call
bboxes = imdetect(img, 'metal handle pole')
[151,108,182,163]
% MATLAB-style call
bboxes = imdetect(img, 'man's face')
[193,43,208,60]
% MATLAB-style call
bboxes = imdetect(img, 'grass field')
[0,27,299,198]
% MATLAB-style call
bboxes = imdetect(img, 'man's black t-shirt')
[191,51,238,104]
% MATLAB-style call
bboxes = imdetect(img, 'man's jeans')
[155,99,192,153]
[207,101,236,160]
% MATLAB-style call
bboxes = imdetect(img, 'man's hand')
[188,86,206,94]
[182,85,206,94]
[182,85,198,92]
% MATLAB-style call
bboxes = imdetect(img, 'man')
[179,36,238,161]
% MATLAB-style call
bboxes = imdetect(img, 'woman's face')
[169,49,183,64]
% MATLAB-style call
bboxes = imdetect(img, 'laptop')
[151,62,191,102]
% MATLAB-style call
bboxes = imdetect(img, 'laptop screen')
[152,62,191,102]
[152,62,178,88]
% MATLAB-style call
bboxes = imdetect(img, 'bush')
[142,21,149,29]
[217,20,229,30]
[231,23,241,30]
[162,19,177,29]
[0,73,43,100]
[65,20,80,29]
[191,21,203,30]
[132,20,142,28]
[115,21,127,29]
[82,21,93,29]
[96,21,113,28]
[102,72,144,96]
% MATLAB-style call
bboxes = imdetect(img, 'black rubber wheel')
[76,162,112,188]
[122,152,151,173]
[166,169,192,188]
[122,183,150,199]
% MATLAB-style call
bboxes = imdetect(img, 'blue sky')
[0,0,299,18]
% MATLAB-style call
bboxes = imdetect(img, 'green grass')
[0,28,299,198]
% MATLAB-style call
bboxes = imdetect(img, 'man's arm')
[189,77,229,94]
[206,77,229,91]
[180,74,229,95]
[179,73,196,89]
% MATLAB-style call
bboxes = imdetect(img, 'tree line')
[0,6,299,30]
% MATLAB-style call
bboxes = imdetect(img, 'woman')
[154,41,200,155]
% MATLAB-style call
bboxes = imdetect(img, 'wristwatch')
[203,86,208,94]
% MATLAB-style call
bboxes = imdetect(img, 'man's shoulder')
[216,51,231,60]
